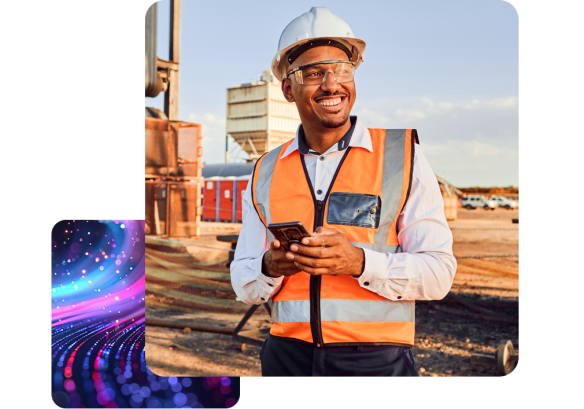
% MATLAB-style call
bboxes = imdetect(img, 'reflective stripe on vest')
[251,144,285,243]
[251,128,417,346]
[350,242,400,253]
[272,299,415,323]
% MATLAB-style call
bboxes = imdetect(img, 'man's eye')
[305,71,321,78]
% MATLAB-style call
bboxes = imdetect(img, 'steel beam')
[164,0,181,120]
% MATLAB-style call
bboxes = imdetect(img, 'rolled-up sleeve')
[230,178,284,305]
[356,144,457,300]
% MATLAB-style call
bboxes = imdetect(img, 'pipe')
[432,305,518,324]
[146,319,234,335]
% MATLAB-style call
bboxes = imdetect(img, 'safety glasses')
[286,60,356,85]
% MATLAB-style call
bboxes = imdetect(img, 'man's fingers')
[300,233,343,247]
[289,243,333,258]
[270,239,281,250]
[266,245,303,277]
[312,226,340,236]
[287,252,331,268]
[278,266,302,276]
[274,252,298,265]
[293,261,328,276]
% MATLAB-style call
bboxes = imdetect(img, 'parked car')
[461,195,497,210]
[491,196,518,210]
[485,197,498,210]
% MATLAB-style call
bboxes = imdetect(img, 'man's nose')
[320,70,341,92]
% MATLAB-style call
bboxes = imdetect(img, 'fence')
[145,242,268,316]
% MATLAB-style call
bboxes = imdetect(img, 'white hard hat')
[271,7,366,82]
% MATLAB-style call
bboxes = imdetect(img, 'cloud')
[187,113,225,138]
[421,140,518,187]
[355,108,393,127]
[421,140,519,172]
[396,109,426,121]
[484,97,518,109]
[354,97,518,186]
[187,113,249,163]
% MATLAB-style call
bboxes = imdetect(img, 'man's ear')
[281,79,295,103]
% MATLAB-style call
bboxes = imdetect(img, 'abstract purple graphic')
[51,220,239,408]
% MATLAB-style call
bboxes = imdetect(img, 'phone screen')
[283,228,305,242]
[268,222,310,251]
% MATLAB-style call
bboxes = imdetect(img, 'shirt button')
[316,343,321,347]
[261,297,265,301]
[319,156,325,161]
[316,189,322,195]
[363,281,370,286]
[268,283,273,287]
[397,296,402,299]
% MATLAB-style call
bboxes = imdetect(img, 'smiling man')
[230,7,456,376]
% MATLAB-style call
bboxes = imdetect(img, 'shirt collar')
[281,116,373,158]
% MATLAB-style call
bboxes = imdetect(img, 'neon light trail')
[51,220,239,408]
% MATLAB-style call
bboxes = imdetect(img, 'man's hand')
[262,238,302,278]
[286,226,364,276]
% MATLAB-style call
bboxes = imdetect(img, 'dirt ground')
[145,207,519,377]
[145,308,269,377]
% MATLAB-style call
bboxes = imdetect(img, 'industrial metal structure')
[145,2,204,238]
[202,163,254,178]
[145,0,181,120]
[226,70,301,161]
[436,175,464,197]
[145,118,203,237]
[437,175,462,221]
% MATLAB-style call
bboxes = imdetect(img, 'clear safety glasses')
[286,60,356,85]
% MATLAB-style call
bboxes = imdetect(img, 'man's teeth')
[318,98,342,106]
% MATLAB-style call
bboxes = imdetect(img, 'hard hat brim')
[271,36,366,82]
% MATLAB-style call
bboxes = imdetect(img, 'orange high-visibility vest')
[251,129,418,347]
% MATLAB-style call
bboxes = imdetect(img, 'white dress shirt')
[230,116,456,304]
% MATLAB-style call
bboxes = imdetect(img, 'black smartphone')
[267,222,311,252]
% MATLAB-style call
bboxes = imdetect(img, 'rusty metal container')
[167,179,203,237]
[176,124,202,177]
[145,178,203,238]
[145,117,204,238]
[145,118,175,175]
[145,117,203,177]
[145,182,168,235]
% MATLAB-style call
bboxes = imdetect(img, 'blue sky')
[145,0,518,187]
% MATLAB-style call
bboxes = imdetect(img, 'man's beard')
[320,112,350,128]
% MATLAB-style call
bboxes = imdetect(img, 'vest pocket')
[326,192,381,228]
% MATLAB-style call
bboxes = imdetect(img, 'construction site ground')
[145,207,518,377]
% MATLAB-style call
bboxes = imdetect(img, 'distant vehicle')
[461,195,497,210]
[491,196,518,210]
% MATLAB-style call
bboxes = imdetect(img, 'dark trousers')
[260,336,419,376]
